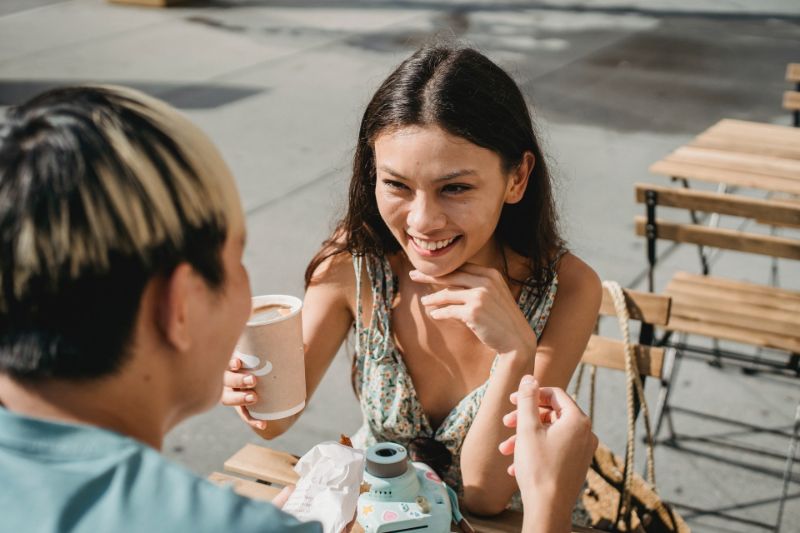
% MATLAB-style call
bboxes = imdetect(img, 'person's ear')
[504,151,535,204]
[157,263,195,353]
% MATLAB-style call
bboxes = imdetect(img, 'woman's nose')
[406,193,446,234]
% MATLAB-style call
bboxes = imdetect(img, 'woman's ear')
[505,151,535,204]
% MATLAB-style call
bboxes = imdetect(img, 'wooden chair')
[634,183,800,375]
[784,63,800,127]
[576,286,682,529]
[634,182,800,532]
[580,285,672,422]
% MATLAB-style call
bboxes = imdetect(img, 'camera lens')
[366,443,409,478]
[375,448,397,458]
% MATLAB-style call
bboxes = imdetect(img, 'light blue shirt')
[0,407,321,533]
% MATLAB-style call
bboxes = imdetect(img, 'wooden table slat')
[666,278,800,313]
[672,271,800,300]
[224,443,300,486]
[649,159,800,195]
[784,91,800,112]
[707,119,800,142]
[669,146,800,181]
[208,471,282,502]
[691,135,800,160]
[666,315,800,353]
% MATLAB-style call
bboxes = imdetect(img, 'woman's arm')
[222,251,357,439]
[460,253,601,515]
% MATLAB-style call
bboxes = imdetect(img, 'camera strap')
[445,485,475,533]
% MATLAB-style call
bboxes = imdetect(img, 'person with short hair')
[0,85,320,533]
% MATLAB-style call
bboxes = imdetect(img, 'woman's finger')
[498,434,516,456]
[427,304,470,323]
[409,269,488,289]
[502,409,518,428]
[509,391,518,405]
[223,370,257,389]
[538,386,582,419]
[221,388,258,407]
[235,405,267,430]
[419,288,470,307]
[507,464,516,477]
[228,354,242,371]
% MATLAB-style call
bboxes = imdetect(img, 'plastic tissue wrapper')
[282,442,366,533]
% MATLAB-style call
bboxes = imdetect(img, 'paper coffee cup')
[234,295,306,420]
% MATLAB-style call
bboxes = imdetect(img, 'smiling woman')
[223,43,602,518]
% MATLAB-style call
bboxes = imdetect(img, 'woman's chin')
[407,257,461,278]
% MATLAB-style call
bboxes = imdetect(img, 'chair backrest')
[634,183,800,261]
[581,287,671,379]
[784,63,800,126]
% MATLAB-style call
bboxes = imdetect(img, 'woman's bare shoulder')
[556,252,602,303]
[308,249,357,291]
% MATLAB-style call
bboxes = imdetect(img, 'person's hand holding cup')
[222,295,306,431]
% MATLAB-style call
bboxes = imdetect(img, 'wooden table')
[210,443,597,533]
[649,119,800,195]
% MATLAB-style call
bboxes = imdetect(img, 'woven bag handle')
[602,281,658,523]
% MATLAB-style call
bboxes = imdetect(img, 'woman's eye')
[442,184,471,194]
[383,179,408,191]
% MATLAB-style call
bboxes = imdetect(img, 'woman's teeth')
[411,236,458,251]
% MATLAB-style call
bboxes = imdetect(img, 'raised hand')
[410,263,537,355]
[498,376,597,532]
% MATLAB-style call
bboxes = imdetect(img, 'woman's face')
[374,125,529,277]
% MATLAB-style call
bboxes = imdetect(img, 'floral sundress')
[350,253,560,499]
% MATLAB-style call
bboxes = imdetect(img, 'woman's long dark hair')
[305,44,563,295]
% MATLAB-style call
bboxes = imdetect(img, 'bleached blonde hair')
[0,85,240,312]
[0,85,241,379]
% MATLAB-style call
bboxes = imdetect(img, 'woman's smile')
[407,233,463,257]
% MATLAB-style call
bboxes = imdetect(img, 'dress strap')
[352,254,395,359]
[353,254,364,357]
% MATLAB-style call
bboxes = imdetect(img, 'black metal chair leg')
[655,346,681,441]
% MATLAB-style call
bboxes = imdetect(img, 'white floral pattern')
[350,253,560,499]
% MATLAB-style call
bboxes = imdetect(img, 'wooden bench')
[210,443,600,532]
[634,183,800,373]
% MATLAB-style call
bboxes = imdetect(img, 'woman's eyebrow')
[377,165,477,182]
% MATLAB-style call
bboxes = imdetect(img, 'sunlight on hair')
[1,85,242,311]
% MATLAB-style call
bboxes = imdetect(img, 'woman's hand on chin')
[410,263,537,356]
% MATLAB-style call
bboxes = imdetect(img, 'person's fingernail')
[245,394,256,403]
[409,270,420,278]
[521,375,535,386]
[420,295,430,304]
[244,375,255,386]
[259,422,267,429]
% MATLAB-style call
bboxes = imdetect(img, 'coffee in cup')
[234,295,306,420]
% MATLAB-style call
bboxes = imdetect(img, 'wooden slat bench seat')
[664,272,800,353]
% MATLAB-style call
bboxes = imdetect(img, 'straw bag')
[575,281,689,532]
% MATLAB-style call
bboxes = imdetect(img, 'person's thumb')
[516,375,541,432]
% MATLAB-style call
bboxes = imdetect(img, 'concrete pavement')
[1,1,798,530]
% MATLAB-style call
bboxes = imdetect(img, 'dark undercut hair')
[0,86,231,381]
